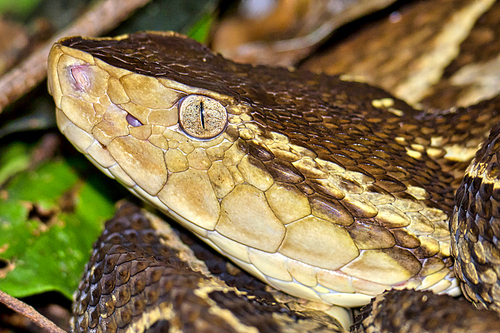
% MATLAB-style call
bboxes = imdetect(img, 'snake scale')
[45,14,500,333]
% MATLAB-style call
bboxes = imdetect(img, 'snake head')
[47,32,252,233]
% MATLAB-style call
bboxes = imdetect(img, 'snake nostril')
[126,113,143,127]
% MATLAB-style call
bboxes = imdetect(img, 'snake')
[46,28,500,332]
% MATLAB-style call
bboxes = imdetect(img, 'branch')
[0,290,66,333]
[0,0,151,113]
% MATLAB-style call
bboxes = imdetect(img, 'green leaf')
[0,143,31,185]
[0,0,43,18]
[5,159,79,209]
[0,158,116,298]
[187,11,215,43]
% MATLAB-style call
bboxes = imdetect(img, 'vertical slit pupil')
[200,101,205,129]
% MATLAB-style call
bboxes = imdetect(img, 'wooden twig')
[0,290,66,333]
[0,0,151,113]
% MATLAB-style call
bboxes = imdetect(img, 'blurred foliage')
[0,0,219,300]
[0,0,43,19]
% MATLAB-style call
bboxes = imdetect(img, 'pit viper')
[46,18,500,333]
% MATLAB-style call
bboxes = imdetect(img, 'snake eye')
[178,95,227,139]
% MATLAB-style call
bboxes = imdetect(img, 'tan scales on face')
[48,31,466,308]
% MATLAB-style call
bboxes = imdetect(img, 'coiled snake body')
[47,31,500,332]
